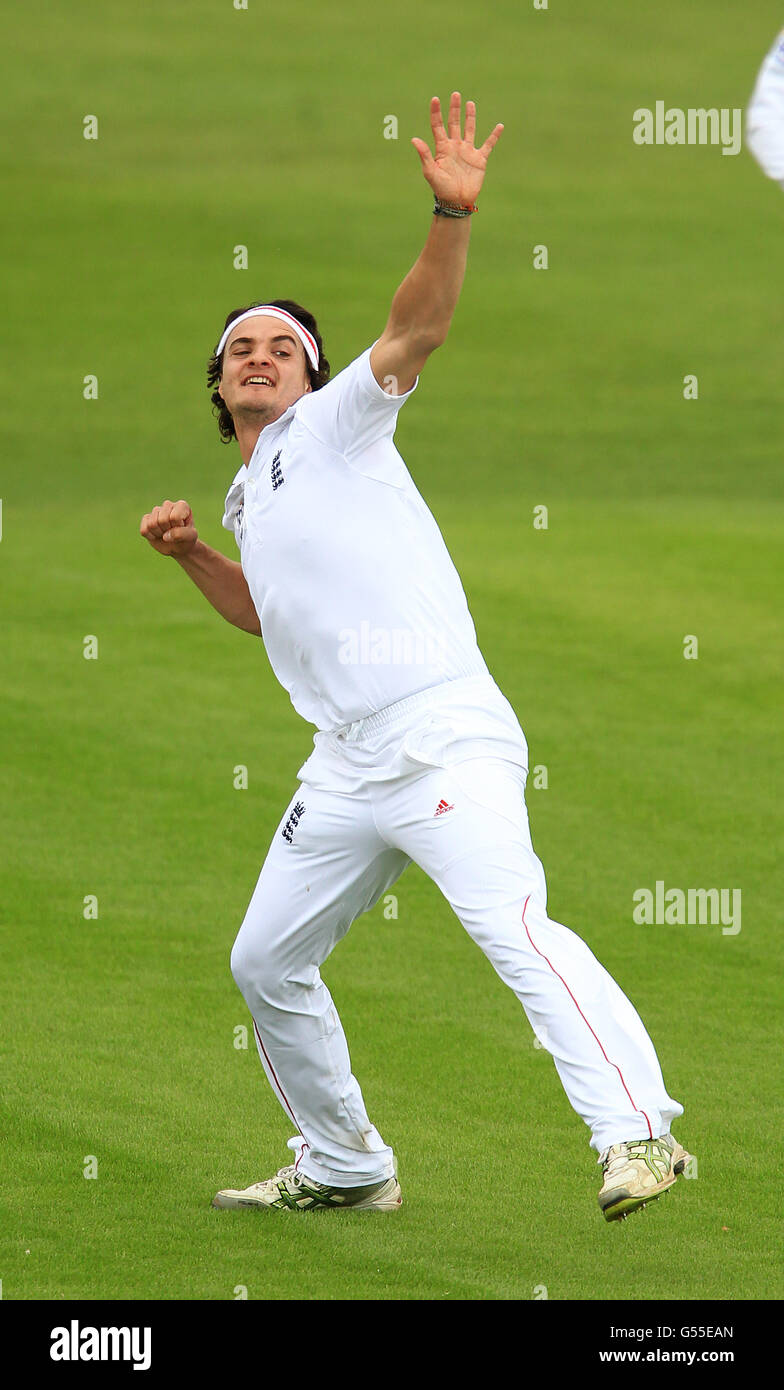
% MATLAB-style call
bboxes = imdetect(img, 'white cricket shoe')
[212,1163,402,1212]
[598,1133,695,1222]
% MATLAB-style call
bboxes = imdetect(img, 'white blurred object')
[747,28,784,186]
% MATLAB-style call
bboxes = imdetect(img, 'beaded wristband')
[433,197,478,217]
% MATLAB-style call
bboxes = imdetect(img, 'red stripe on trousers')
[521,895,653,1139]
[252,1017,302,1132]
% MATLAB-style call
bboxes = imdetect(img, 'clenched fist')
[140,499,198,557]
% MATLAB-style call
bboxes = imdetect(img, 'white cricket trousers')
[230,674,683,1187]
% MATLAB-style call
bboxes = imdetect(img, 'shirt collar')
[246,404,297,469]
[224,402,298,503]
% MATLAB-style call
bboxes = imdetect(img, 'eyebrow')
[229,333,299,350]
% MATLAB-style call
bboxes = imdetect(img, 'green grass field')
[2,0,782,1303]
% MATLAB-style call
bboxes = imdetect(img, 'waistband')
[334,673,499,742]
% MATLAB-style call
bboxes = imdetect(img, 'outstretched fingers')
[415,93,503,171]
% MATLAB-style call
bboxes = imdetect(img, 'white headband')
[215,306,319,371]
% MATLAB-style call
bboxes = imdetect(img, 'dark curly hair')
[207,299,331,442]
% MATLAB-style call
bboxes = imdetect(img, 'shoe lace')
[250,1164,297,1197]
[599,1140,639,1167]
[600,1137,672,1177]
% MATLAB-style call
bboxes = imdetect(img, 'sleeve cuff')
[360,339,420,401]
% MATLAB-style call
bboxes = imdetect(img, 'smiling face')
[217,316,312,434]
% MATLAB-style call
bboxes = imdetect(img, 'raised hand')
[411,92,504,208]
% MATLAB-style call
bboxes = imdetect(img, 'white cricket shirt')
[747,29,784,186]
[222,340,489,731]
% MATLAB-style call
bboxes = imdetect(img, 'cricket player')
[141,93,693,1222]
[747,28,784,185]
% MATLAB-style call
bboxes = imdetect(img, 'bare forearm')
[369,94,501,388]
[386,214,472,346]
[174,540,260,635]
